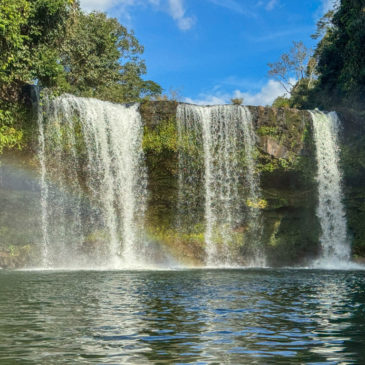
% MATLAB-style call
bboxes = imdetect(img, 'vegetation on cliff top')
[0,0,162,154]
[270,0,365,111]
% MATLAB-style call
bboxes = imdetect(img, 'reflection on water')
[0,269,364,364]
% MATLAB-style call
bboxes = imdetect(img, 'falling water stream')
[310,110,350,267]
[35,97,352,269]
[177,105,263,266]
[37,95,147,268]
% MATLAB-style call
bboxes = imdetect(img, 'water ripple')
[0,269,365,364]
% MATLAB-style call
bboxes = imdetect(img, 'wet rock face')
[338,108,365,258]
[141,102,319,266]
[140,101,178,128]
[260,136,289,159]
[0,101,320,267]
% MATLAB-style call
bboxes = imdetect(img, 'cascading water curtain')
[37,94,147,268]
[177,104,264,267]
[310,110,350,267]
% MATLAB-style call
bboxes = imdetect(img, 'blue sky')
[80,0,336,105]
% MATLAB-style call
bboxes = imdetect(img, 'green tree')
[0,0,30,97]
[283,1,365,109]
[0,0,75,153]
[272,96,291,108]
[0,0,161,154]
[61,11,161,102]
[315,0,365,104]
[0,0,75,100]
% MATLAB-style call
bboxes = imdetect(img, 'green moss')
[142,117,178,153]
[146,221,255,266]
[0,244,38,269]
[146,224,205,266]
[267,109,278,126]
[257,154,298,173]
[262,189,290,210]
[269,219,281,247]
[257,126,279,137]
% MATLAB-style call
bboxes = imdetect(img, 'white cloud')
[184,79,290,106]
[79,0,194,30]
[185,94,227,105]
[265,0,278,11]
[234,79,289,105]
[207,0,256,17]
[168,0,195,30]
[256,0,279,11]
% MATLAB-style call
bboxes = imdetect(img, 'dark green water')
[0,269,365,364]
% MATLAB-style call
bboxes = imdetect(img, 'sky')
[79,0,336,106]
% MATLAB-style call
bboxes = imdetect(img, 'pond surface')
[0,269,365,364]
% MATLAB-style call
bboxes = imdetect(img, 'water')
[36,92,49,265]
[177,105,262,267]
[37,95,147,269]
[1,269,365,364]
[310,111,350,268]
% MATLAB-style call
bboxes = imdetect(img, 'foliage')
[143,118,178,153]
[311,10,335,41]
[0,0,75,96]
[0,0,75,152]
[246,198,268,209]
[150,88,182,102]
[314,0,365,105]
[0,124,23,154]
[146,225,205,266]
[272,96,291,108]
[0,0,162,154]
[0,101,27,153]
[257,126,279,137]
[1,0,161,100]
[0,0,30,87]
[60,11,161,102]
[270,1,365,109]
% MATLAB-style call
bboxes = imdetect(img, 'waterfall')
[37,94,147,268]
[310,110,350,266]
[177,104,263,267]
[36,91,49,266]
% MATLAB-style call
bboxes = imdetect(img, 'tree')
[311,9,336,41]
[272,96,291,108]
[0,0,161,154]
[315,0,365,103]
[0,0,161,102]
[0,0,30,88]
[0,0,76,101]
[60,11,161,102]
[0,0,75,153]
[268,41,312,94]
